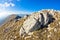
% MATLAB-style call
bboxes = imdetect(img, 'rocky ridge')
[0,9,60,40]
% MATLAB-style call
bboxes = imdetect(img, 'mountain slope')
[0,14,27,26]
[0,9,60,40]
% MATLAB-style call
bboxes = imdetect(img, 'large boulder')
[19,10,55,36]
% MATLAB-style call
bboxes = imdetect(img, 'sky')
[0,0,60,20]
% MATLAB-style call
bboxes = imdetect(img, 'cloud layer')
[0,0,20,7]
[0,10,32,19]
[0,2,15,7]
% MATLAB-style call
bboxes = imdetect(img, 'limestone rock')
[19,10,55,36]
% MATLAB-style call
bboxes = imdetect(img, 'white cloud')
[0,10,32,19]
[0,0,21,8]
[0,11,14,18]
[0,2,15,7]
[9,2,15,7]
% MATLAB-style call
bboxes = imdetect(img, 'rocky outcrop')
[19,10,55,36]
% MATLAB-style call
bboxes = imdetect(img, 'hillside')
[0,9,60,40]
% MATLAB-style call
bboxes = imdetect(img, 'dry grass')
[0,10,60,40]
[0,17,26,40]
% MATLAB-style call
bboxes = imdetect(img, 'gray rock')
[19,11,54,36]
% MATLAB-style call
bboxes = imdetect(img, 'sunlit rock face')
[19,10,55,36]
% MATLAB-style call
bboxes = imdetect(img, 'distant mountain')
[0,9,60,40]
[0,14,27,26]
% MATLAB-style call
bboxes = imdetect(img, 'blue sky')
[0,0,60,20]
[16,0,60,11]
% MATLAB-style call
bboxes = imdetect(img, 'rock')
[19,10,55,36]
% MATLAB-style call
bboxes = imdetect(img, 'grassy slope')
[0,10,60,40]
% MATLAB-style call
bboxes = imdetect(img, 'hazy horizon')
[0,0,60,23]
